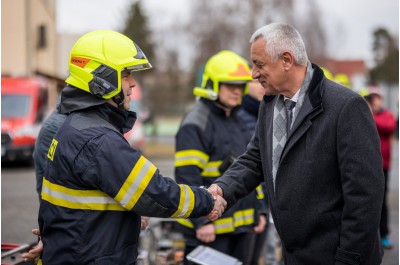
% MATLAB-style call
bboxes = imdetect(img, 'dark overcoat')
[215,65,384,265]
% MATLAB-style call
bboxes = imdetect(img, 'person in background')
[364,86,396,249]
[210,22,384,265]
[175,50,263,265]
[237,80,269,265]
[25,30,226,265]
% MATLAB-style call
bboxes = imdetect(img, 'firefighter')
[36,30,226,265]
[175,50,264,265]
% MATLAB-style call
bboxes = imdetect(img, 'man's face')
[218,83,244,109]
[250,38,286,95]
[120,69,136,111]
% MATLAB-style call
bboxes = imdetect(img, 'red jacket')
[373,109,396,170]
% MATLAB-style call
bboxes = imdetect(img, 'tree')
[369,28,399,84]
[122,1,155,82]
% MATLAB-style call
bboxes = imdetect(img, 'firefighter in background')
[363,86,396,249]
[334,73,352,89]
[175,50,265,265]
[320,66,334,80]
[36,30,226,265]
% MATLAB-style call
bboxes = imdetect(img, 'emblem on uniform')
[47,138,58,161]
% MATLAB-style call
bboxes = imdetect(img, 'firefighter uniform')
[39,104,214,264]
[175,51,265,265]
[38,30,216,265]
[175,98,261,262]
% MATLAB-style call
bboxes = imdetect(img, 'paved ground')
[1,137,398,264]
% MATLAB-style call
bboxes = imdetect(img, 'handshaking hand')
[206,184,227,221]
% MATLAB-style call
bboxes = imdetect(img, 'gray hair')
[249,22,308,66]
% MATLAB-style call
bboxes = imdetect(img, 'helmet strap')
[112,90,126,109]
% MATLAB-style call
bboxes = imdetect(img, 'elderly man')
[210,22,384,265]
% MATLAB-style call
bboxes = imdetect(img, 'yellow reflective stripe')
[176,218,194,228]
[115,156,157,210]
[215,209,255,234]
[256,185,264,199]
[176,209,255,234]
[170,184,195,218]
[201,160,223,177]
[233,208,255,227]
[41,178,125,211]
[214,217,235,234]
[174,150,209,169]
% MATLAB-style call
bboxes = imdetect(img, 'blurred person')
[364,86,396,249]
[238,80,270,265]
[210,22,384,265]
[174,50,263,265]
[28,30,226,265]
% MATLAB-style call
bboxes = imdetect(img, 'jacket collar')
[200,98,241,118]
[58,85,106,114]
[89,103,137,134]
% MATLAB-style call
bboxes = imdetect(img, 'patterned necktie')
[272,97,287,189]
[284,99,296,134]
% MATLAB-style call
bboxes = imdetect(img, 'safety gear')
[65,30,152,101]
[321,67,333,80]
[334,73,351,88]
[39,104,214,264]
[193,50,252,100]
[175,98,262,235]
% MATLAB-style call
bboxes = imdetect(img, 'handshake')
[206,184,226,221]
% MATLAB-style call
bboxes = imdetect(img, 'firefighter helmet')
[65,30,152,99]
[193,50,252,100]
[321,67,333,80]
[334,73,351,88]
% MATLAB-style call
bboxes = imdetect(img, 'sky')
[57,0,399,67]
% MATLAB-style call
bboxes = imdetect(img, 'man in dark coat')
[210,22,384,265]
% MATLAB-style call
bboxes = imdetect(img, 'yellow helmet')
[358,88,370,97]
[65,30,152,99]
[320,67,333,80]
[193,50,252,100]
[334,73,351,88]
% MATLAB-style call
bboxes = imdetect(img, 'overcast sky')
[56,0,399,66]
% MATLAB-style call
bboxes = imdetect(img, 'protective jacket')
[39,102,214,265]
[175,98,261,236]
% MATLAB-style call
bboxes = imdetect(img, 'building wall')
[1,0,57,77]
[1,0,28,76]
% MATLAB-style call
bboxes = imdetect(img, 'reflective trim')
[174,150,209,169]
[201,160,223,177]
[214,217,235,233]
[256,185,264,200]
[233,208,255,227]
[170,184,195,218]
[176,218,194,228]
[115,156,157,210]
[41,178,125,211]
[177,208,255,234]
